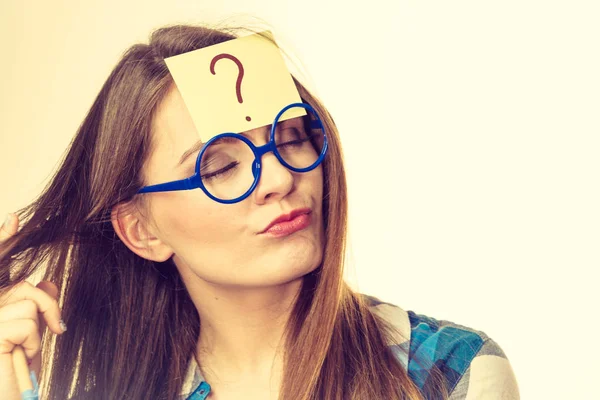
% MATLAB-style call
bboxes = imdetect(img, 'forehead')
[151,86,304,158]
[152,85,198,150]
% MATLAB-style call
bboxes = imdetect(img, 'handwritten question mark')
[210,53,251,122]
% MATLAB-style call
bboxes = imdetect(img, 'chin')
[281,234,322,265]
[259,247,323,287]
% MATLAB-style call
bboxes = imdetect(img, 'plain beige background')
[1,1,599,398]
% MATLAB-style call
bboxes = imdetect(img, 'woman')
[0,24,519,399]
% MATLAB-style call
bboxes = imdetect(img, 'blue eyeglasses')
[137,102,328,204]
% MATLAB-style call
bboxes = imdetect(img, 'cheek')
[309,165,324,202]
[148,192,234,247]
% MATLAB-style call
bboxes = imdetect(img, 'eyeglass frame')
[136,102,329,204]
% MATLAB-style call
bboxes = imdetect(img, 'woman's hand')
[0,213,67,399]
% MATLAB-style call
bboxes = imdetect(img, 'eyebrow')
[178,140,204,166]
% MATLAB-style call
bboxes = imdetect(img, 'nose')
[252,151,295,204]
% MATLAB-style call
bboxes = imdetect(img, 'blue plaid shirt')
[179,294,519,399]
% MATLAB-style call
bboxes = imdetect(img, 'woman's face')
[142,86,325,288]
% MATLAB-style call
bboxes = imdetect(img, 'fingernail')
[3,213,11,226]
[59,319,67,332]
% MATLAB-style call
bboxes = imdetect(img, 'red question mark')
[210,53,251,122]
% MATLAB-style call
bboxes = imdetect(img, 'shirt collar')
[179,355,210,399]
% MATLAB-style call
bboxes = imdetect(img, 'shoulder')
[362,294,520,399]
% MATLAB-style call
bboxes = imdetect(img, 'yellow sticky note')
[165,31,305,142]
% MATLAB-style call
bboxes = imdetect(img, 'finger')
[0,283,61,378]
[0,300,42,370]
[35,281,59,300]
[0,353,22,400]
[0,297,49,377]
[0,282,65,335]
[33,282,58,377]
[0,213,18,243]
[35,281,60,337]
[0,300,40,326]
[0,319,42,360]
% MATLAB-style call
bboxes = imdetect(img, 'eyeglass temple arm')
[137,174,201,194]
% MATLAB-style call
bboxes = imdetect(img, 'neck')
[185,276,302,382]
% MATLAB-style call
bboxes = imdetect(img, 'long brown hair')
[0,24,448,399]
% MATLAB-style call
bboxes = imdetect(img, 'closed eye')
[200,161,239,181]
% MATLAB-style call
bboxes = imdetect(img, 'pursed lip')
[259,208,312,234]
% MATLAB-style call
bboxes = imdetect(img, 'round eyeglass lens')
[274,106,325,170]
[199,136,255,201]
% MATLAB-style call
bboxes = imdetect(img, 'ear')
[111,203,174,262]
